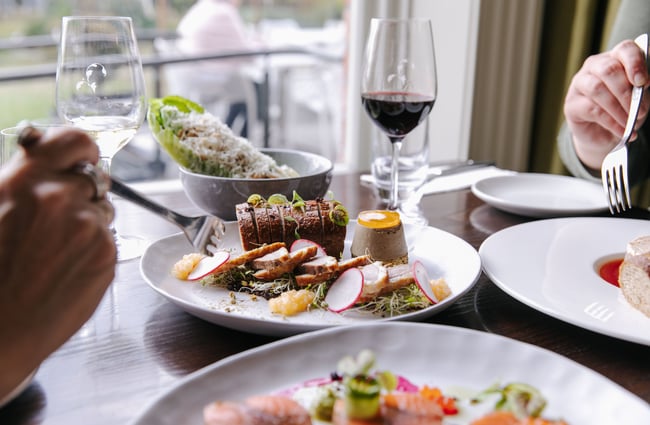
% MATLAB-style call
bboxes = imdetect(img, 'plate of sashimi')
[129,322,650,425]
[139,200,481,337]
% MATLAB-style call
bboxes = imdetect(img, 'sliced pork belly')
[297,255,339,275]
[253,245,318,280]
[250,247,290,270]
[385,264,415,292]
[358,262,389,302]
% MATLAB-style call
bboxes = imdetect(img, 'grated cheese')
[160,105,298,178]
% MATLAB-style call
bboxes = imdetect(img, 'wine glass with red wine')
[361,18,437,211]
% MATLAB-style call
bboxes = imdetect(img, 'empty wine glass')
[56,16,147,261]
[361,18,437,215]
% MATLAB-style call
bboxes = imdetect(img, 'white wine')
[71,116,139,159]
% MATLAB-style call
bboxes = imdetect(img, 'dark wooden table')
[1,173,649,424]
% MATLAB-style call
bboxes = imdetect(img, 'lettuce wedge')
[147,95,296,178]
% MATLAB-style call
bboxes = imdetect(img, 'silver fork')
[601,33,648,213]
[109,177,226,254]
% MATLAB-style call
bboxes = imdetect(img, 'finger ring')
[74,162,110,200]
[17,126,42,149]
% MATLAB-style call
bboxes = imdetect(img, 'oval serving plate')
[129,322,650,424]
[139,220,481,336]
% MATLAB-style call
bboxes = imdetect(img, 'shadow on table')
[143,302,277,376]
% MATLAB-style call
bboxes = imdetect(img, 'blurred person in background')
[0,127,116,402]
[176,0,263,138]
[558,0,650,186]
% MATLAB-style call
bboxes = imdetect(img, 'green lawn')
[0,79,56,130]
[0,69,158,131]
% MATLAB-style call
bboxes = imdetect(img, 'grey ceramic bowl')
[179,148,334,220]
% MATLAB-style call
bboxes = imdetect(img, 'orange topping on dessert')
[357,210,401,229]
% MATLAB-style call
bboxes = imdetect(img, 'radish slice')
[187,251,230,281]
[325,268,364,312]
[412,260,439,304]
[290,239,327,257]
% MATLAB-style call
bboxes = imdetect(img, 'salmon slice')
[332,399,382,425]
[203,395,312,425]
[332,393,443,425]
[470,411,568,425]
[381,393,443,425]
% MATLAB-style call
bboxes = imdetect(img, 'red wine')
[361,91,435,139]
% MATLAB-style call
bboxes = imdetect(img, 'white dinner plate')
[471,173,608,217]
[139,221,481,336]
[129,322,650,424]
[480,217,650,345]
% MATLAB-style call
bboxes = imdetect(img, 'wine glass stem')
[389,136,403,210]
[98,157,116,232]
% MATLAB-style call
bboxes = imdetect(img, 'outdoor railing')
[0,32,341,148]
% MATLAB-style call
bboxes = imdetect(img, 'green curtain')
[529,0,650,206]
[529,0,619,175]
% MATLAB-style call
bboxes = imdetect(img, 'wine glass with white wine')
[56,16,147,261]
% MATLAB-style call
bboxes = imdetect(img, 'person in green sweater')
[558,0,650,187]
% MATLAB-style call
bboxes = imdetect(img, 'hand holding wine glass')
[56,16,147,261]
[361,18,437,213]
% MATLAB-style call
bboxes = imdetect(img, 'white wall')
[343,0,480,171]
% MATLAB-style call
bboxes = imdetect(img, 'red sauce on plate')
[599,258,623,287]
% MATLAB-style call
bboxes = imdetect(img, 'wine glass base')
[115,234,149,262]
[398,202,429,227]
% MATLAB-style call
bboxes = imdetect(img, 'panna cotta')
[351,210,408,265]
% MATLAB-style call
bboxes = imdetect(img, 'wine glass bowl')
[361,18,437,212]
[56,16,147,261]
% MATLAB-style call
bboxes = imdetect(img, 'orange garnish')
[357,210,401,229]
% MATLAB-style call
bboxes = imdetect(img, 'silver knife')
[426,160,495,178]
[360,160,495,186]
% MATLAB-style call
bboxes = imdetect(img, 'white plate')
[139,221,481,336]
[129,322,650,424]
[480,217,650,345]
[471,173,608,217]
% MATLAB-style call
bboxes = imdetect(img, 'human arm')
[558,0,650,181]
[562,38,650,171]
[0,128,116,401]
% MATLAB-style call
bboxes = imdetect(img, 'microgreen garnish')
[247,193,265,206]
[330,204,350,226]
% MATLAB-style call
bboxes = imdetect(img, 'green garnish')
[329,204,350,227]
[268,193,289,205]
[161,95,204,114]
[376,370,398,392]
[247,194,264,206]
[283,216,301,239]
[354,284,432,316]
[311,387,338,421]
[471,382,547,418]
[291,190,306,211]
[344,375,381,419]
